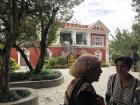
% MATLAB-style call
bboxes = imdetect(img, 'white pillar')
[72,31,76,45]
[52,30,60,45]
[106,35,109,63]
[86,32,91,46]
[106,47,109,62]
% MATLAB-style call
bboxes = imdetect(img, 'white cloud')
[72,0,136,35]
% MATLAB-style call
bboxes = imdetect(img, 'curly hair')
[69,54,100,77]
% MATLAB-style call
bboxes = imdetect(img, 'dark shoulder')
[77,83,97,105]
[80,82,95,92]
[76,82,97,98]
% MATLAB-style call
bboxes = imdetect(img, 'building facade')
[10,20,110,67]
[49,20,110,62]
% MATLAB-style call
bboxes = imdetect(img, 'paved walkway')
[38,66,140,105]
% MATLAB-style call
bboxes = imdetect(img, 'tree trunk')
[34,21,54,73]
[0,0,19,96]
[34,24,49,73]
[13,44,33,72]
[0,45,11,95]
[34,8,59,73]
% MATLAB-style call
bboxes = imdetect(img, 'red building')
[10,20,110,67]
[49,20,110,61]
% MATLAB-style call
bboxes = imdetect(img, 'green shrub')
[43,63,49,69]
[9,58,20,71]
[45,56,68,69]
[48,57,57,67]
[56,56,67,65]
[10,69,62,81]
[29,69,62,81]
[10,72,30,82]
[53,64,68,68]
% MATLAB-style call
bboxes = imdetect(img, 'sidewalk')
[38,66,140,105]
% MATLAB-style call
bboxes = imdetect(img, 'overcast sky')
[72,0,136,35]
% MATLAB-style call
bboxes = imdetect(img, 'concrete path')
[38,66,140,105]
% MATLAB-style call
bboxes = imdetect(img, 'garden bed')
[0,87,38,105]
[10,75,64,88]
[9,69,64,88]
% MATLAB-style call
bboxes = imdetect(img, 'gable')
[87,20,110,33]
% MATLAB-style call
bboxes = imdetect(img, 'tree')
[109,0,140,70]
[132,0,140,50]
[131,22,140,45]
[0,0,30,97]
[132,0,140,21]
[32,0,84,73]
[14,16,40,72]
[109,28,133,60]
[109,24,140,71]
[0,0,84,98]
[12,0,84,73]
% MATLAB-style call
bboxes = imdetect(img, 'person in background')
[105,55,140,105]
[64,54,104,105]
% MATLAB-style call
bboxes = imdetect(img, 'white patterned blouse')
[105,73,140,105]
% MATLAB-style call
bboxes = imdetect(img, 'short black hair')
[114,56,133,68]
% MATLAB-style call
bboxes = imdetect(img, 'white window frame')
[92,36,104,47]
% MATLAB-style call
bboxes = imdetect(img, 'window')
[92,36,104,47]
[76,34,82,44]
[76,33,87,45]
[93,26,100,30]
[96,26,100,30]
[60,32,72,44]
